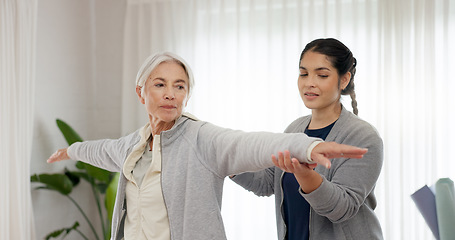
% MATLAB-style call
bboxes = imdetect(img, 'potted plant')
[31,119,119,240]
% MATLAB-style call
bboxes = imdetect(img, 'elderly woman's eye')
[155,83,164,87]
[177,85,185,90]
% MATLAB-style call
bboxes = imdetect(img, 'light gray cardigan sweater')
[232,107,384,240]
[67,114,320,240]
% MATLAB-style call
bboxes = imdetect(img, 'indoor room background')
[1,0,454,239]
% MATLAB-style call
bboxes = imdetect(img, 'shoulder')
[333,110,383,148]
[126,127,142,141]
[115,127,143,156]
[340,112,380,136]
[168,114,211,142]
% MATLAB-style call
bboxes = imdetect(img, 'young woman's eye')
[319,75,328,78]
[299,73,308,77]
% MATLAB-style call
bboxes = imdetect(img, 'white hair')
[135,52,195,98]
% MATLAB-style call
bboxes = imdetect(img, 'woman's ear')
[136,86,145,104]
[341,72,351,90]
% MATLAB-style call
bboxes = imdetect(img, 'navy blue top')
[282,120,336,240]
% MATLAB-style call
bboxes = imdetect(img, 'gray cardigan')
[67,114,320,240]
[232,107,384,240]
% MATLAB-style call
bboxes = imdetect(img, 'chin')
[161,112,181,122]
[150,112,180,124]
[302,102,316,110]
[161,116,179,123]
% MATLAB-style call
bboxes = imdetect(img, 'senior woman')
[47,52,367,240]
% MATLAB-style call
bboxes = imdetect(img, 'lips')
[304,92,319,96]
[161,105,176,109]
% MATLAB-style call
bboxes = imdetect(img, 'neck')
[308,103,342,129]
[149,119,175,137]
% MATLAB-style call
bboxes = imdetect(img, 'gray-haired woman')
[47,52,367,240]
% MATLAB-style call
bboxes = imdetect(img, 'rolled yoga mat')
[411,185,440,239]
[435,178,455,240]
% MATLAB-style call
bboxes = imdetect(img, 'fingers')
[307,162,318,169]
[47,148,69,163]
[47,151,60,163]
[272,151,288,170]
[273,142,366,172]
[271,154,279,166]
[326,143,367,159]
[309,142,369,168]
[310,154,331,169]
[312,142,367,162]
[272,150,313,173]
[272,151,290,171]
[283,151,294,170]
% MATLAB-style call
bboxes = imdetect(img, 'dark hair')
[300,38,358,115]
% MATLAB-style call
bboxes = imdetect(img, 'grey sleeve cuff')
[306,140,323,163]
[66,142,80,160]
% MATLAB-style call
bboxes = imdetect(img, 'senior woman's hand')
[271,143,367,193]
[47,148,70,163]
[310,142,368,168]
[272,142,368,169]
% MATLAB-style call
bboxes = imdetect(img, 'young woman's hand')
[272,150,321,193]
[47,148,70,163]
[272,150,316,175]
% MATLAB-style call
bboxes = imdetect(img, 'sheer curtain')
[122,0,455,239]
[0,0,37,239]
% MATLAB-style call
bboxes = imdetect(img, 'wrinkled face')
[298,51,349,112]
[138,61,189,124]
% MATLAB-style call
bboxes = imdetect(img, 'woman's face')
[139,61,189,125]
[298,51,349,112]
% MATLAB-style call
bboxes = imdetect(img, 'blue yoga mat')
[411,185,440,239]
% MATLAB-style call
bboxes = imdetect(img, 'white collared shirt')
[123,129,170,240]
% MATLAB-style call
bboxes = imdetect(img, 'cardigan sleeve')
[230,168,276,197]
[67,129,141,173]
[301,120,383,223]
[195,122,321,178]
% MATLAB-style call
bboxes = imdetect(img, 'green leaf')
[31,173,73,195]
[56,119,83,145]
[83,163,112,183]
[75,161,85,170]
[105,172,119,240]
[96,182,109,194]
[33,186,52,191]
[45,228,65,240]
[67,171,93,184]
[75,160,112,184]
[68,168,111,193]
[64,168,81,187]
[45,221,81,240]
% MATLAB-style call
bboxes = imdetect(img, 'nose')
[304,74,316,88]
[164,87,175,100]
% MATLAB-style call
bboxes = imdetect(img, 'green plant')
[31,119,119,240]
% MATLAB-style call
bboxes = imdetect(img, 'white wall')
[31,0,125,239]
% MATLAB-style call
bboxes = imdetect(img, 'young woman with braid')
[232,38,384,240]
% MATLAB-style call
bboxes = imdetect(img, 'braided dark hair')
[300,38,358,115]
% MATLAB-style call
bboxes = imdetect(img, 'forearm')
[231,168,275,196]
[67,139,125,172]
[294,170,323,194]
[199,123,319,176]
